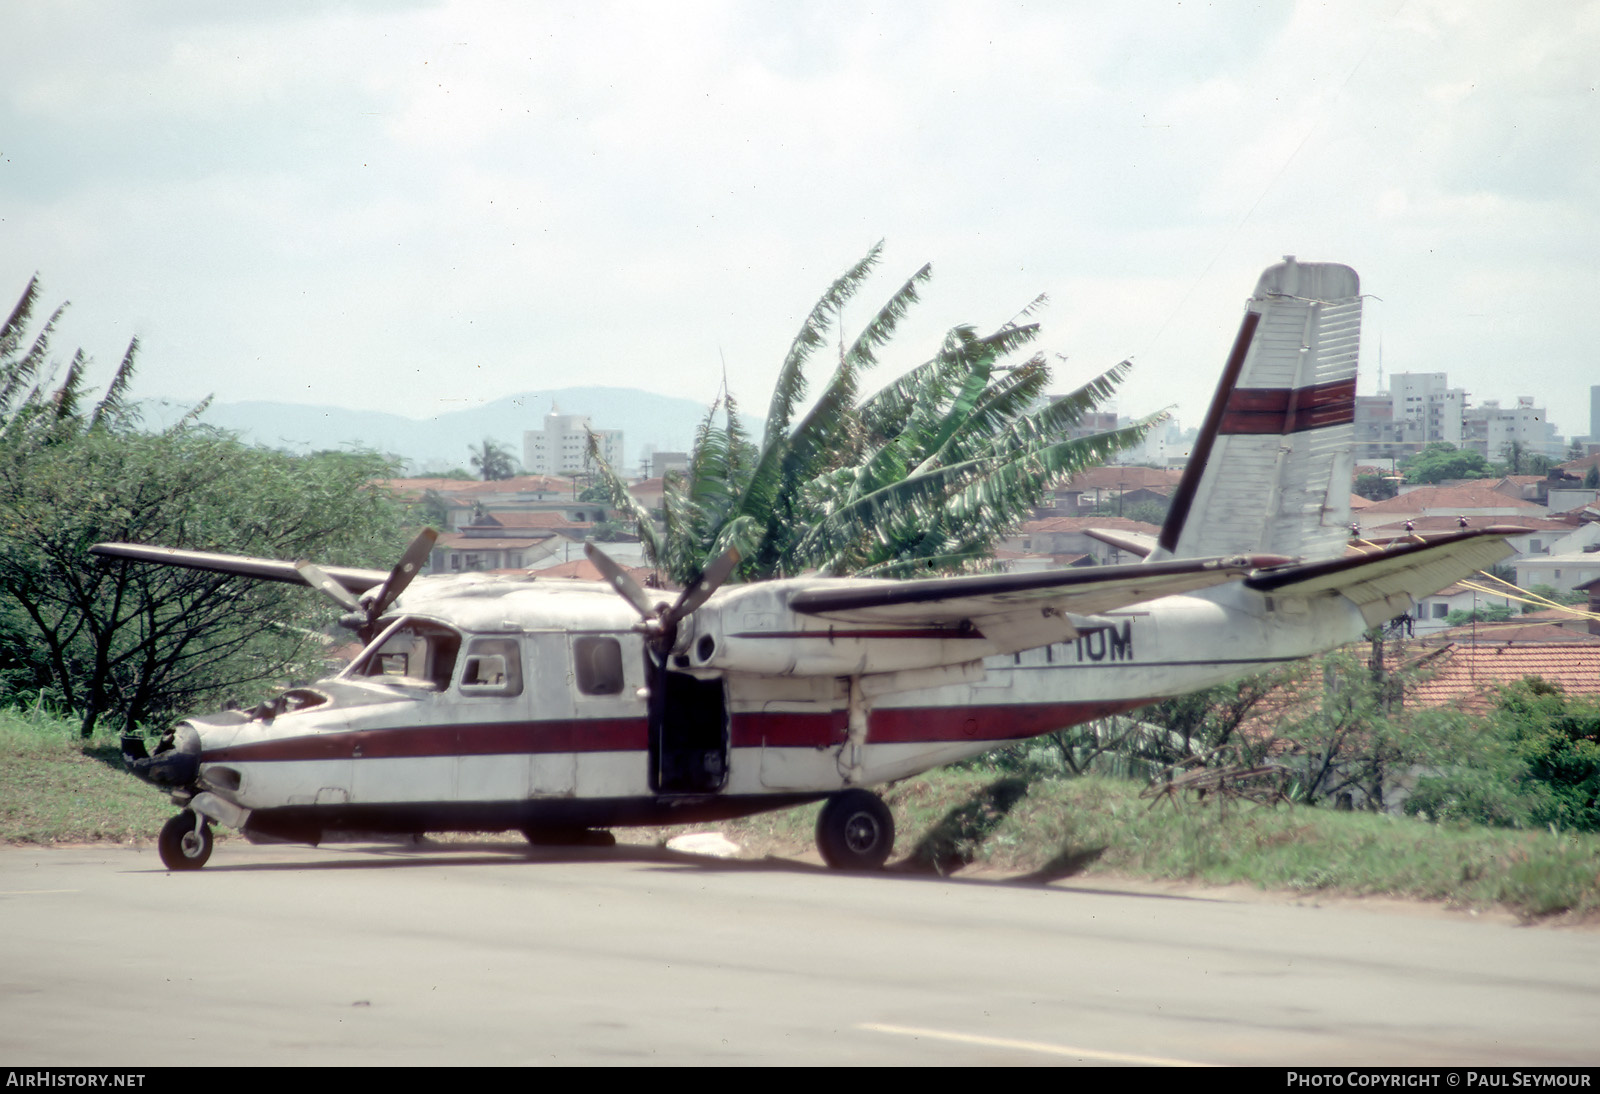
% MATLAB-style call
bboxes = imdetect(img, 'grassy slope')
[6,709,1597,921]
[0,710,174,844]
[674,770,1600,922]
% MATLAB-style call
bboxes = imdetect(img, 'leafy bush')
[1403,771,1541,829]
[1493,678,1600,832]
[1445,605,1514,626]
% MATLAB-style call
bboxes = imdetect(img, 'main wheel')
[815,789,895,870]
[158,810,213,871]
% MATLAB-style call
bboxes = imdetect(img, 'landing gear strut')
[815,789,895,870]
[158,810,213,871]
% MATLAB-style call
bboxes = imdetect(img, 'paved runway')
[3,839,1597,1066]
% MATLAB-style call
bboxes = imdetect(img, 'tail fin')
[1154,257,1361,562]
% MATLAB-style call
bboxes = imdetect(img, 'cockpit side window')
[458,637,523,697]
[346,619,461,691]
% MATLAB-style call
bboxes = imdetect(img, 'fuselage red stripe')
[202,700,1158,763]
[205,718,648,762]
[729,629,983,641]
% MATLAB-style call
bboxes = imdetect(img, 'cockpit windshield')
[343,618,462,691]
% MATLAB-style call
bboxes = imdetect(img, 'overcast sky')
[3,1,1596,438]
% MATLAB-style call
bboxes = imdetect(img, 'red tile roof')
[1366,515,1577,534]
[1061,466,1183,491]
[529,559,662,585]
[476,511,594,530]
[380,475,575,498]
[1360,484,1545,515]
[1022,517,1163,535]
[1408,642,1600,710]
[436,533,552,550]
[1425,620,1600,644]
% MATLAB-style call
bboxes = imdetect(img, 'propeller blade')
[584,542,658,621]
[371,528,438,617]
[295,561,363,612]
[668,546,741,621]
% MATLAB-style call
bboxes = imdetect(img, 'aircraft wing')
[1244,527,1517,627]
[88,542,390,595]
[788,553,1288,654]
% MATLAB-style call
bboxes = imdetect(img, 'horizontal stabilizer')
[1245,528,1516,627]
[89,542,389,595]
[1083,526,1157,559]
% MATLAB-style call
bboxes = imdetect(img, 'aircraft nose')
[123,722,202,789]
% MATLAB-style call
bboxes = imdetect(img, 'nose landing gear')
[158,809,214,871]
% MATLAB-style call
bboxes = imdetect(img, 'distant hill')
[137,387,732,476]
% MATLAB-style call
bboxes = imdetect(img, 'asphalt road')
[2,839,1597,1066]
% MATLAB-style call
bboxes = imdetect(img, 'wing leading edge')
[787,528,1517,654]
[88,542,390,595]
[789,553,1291,653]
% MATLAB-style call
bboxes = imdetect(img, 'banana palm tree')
[591,243,1159,585]
[1,276,140,442]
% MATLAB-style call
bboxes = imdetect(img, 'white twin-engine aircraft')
[96,258,1514,871]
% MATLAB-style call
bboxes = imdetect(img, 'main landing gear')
[158,809,214,871]
[815,789,895,870]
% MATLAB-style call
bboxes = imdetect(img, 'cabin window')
[458,637,523,697]
[574,636,625,696]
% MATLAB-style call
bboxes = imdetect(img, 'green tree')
[1522,584,1587,614]
[1492,678,1600,831]
[417,488,456,530]
[1116,672,1290,769]
[0,279,408,736]
[1445,605,1515,626]
[469,437,519,481]
[1401,442,1493,484]
[1405,678,1600,831]
[1270,647,1415,809]
[1089,497,1170,526]
[591,243,1156,584]
[1353,472,1398,501]
[1584,465,1599,490]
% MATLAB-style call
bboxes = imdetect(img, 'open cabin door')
[648,664,728,795]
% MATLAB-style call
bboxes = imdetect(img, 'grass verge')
[0,707,174,844]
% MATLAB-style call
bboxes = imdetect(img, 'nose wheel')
[158,810,214,871]
[815,789,895,870]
